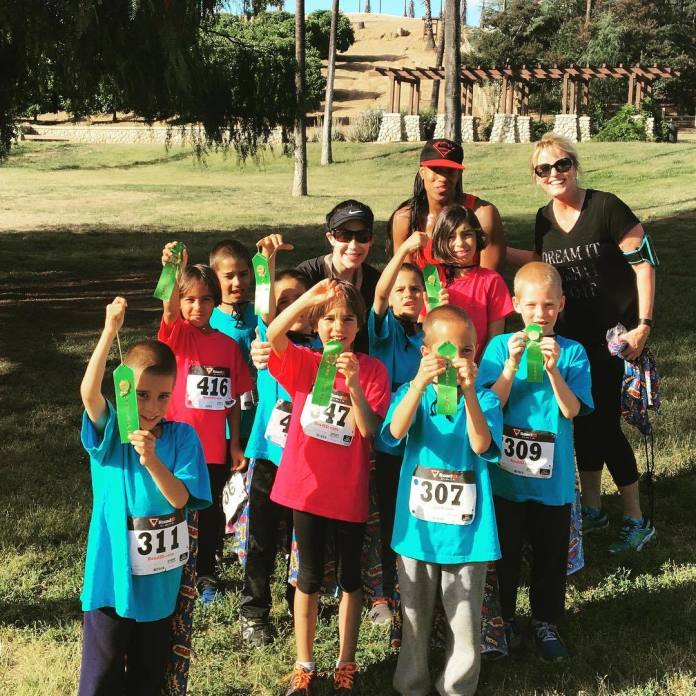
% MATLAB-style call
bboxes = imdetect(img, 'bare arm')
[227,401,246,472]
[80,297,127,432]
[337,353,381,438]
[541,338,581,419]
[453,358,491,454]
[256,233,295,325]
[475,202,507,272]
[506,247,540,267]
[489,332,526,405]
[161,242,188,327]
[390,208,413,259]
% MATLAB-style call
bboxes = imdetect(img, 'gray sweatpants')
[394,555,487,696]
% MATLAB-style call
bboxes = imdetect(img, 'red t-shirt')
[268,342,390,523]
[158,317,253,464]
[446,267,514,363]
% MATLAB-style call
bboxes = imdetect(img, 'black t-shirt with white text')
[534,189,640,347]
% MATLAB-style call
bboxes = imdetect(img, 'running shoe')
[240,616,274,647]
[284,665,316,696]
[197,576,220,605]
[608,516,656,554]
[368,597,393,626]
[581,506,609,533]
[531,620,568,663]
[333,662,357,694]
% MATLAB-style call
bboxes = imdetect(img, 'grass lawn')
[1,140,696,695]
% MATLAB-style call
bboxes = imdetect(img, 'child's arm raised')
[541,338,581,419]
[389,353,445,440]
[267,279,338,356]
[335,353,380,438]
[129,430,190,509]
[256,234,295,325]
[453,357,491,454]
[489,331,526,405]
[80,297,126,433]
[161,241,188,327]
[373,232,427,318]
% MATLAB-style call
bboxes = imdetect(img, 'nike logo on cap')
[347,209,362,215]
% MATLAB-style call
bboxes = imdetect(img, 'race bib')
[265,399,292,448]
[300,390,355,447]
[240,389,257,412]
[185,365,233,410]
[500,425,556,478]
[409,466,476,525]
[222,471,248,526]
[128,509,189,576]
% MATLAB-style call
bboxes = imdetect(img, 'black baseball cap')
[326,199,374,230]
[420,139,465,170]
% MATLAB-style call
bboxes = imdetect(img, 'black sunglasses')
[331,229,373,243]
[534,157,574,178]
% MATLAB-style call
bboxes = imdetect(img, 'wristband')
[638,318,653,327]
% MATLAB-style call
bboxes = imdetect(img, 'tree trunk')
[429,6,446,112]
[443,0,461,141]
[423,0,436,50]
[584,0,592,26]
[293,0,308,196]
[321,0,339,166]
[461,0,467,26]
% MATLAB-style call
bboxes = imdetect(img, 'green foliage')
[419,108,437,140]
[530,118,551,141]
[595,105,646,141]
[347,109,383,142]
[305,10,355,60]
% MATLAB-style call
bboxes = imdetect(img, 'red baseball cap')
[419,139,465,170]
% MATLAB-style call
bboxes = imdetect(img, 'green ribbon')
[311,339,343,407]
[525,323,544,383]
[252,252,271,316]
[437,341,458,416]
[423,265,443,310]
[113,363,140,444]
[153,242,185,301]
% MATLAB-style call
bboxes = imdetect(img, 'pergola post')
[635,79,643,109]
[561,73,569,114]
[569,79,576,114]
[627,72,635,107]
[501,76,508,114]
[389,75,396,112]
[413,78,421,115]
[408,82,415,115]
[506,79,515,114]
[581,79,589,114]
[394,78,402,113]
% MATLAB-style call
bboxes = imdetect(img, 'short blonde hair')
[514,262,563,298]
[530,132,581,178]
[422,304,476,346]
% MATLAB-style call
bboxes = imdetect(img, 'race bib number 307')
[500,425,555,478]
[300,390,355,446]
[409,466,476,526]
[128,509,189,576]
[185,365,233,410]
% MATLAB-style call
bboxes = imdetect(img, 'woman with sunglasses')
[389,139,507,271]
[510,132,657,555]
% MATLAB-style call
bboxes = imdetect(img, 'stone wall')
[433,113,446,139]
[553,114,579,142]
[516,116,531,143]
[489,114,517,143]
[404,115,423,142]
[578,116,591,142]
[376,113,404,143]
[461,116,479,143]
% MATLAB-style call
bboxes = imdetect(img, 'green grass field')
[1,140,696,695]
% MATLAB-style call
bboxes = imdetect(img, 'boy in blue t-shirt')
[78,297,211,696]
[381,304,502,696]
[477,262,593,663]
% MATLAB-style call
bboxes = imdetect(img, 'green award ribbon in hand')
[113,332,139,444]
[525,323,544,383]
[153,242,185,301]
[423,265,443,311]
[252,252,271,316]
[311,339,343,407]
[437,341,458,416]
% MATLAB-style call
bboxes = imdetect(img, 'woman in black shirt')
[509,133,657,554]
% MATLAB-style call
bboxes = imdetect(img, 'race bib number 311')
[500,425,555,478]
[300,390,355,446]
[128,509,189,576]
[186,365,233,410]
[409,466,476,526]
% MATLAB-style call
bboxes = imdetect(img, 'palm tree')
[321,0,339,166]
[292,0,307,195]
[429,4,445,111]
[461,0,467,25]
[423,0,436,50]
[443,0,461,141]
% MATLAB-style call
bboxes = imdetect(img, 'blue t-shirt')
[210,303,257,440]
[381,384,503,565]
[244,319,320,465]
[477,333,593,506]
[368,308,424,456]
[80,403,211,621]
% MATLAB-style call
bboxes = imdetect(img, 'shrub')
[347,109,382,142]
[530,118,551,141]
[595,105,646,142]
[419,108,437,139]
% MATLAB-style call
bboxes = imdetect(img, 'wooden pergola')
[375,64,677,116]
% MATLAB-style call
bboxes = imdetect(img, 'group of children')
[78,198,594,696]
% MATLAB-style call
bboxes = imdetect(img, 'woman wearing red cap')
[389,139,506,271]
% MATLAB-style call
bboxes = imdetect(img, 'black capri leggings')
[574,342,639,488]
[293,509,365,595]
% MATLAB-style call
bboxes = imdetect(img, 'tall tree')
[409,0,416,17]
[321,0,339,165]
[584,0,592,27]
[424,0,436,50]
[461,0,467,25]
[429,5,446,110]
[293,0,308,195]
[444,0,462,140]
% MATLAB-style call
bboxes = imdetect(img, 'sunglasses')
[331,229,373,243]
[534,157,574,178]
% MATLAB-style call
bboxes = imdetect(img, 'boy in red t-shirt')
[267,279,390,695]
[157,242,252,603]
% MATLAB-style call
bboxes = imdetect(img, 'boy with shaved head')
[478,262,593,662]
[381,304,503,696]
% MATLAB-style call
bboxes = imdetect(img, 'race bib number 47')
[500,425,555,478]
[128,509,189,576]
[409,466,476,526]
[186,365,233,410]
[300,390,355,447]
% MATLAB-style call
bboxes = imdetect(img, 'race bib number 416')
[409,466,476,526]
[185,365,233,410]
[500,425,555,478]
[128,509,189,576]
[300,390,355,446]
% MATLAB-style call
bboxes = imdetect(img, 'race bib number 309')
[300,390,355,446]
[128,509,189,576]
[500,425,555,478]
[185,365,233,410]
[409,466,476,526]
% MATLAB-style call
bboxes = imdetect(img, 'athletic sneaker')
[333,662,358,694]
[197,576,220,605]
[608,516,656,554]
[531,620,568,663]
[581,506,609,533]
[240,616,274,647]
[368,597,393,626]
[284,665,316,696]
